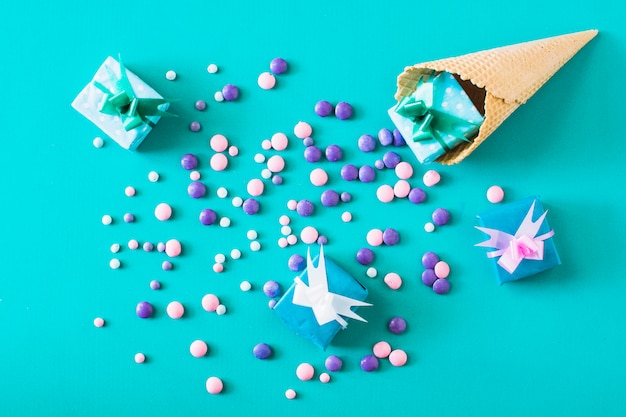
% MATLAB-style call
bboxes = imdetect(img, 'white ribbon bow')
[292,246,371,328]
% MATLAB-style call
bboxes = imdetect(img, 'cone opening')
[452,74,486,116]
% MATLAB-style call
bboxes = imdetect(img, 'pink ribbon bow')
[476,200,555,274]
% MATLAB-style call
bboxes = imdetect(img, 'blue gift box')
[71,56,171,150]
[388,71,484,164]
[476,196,561,285]
[274,248,370,349]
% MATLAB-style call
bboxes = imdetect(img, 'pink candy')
[247,178,265,196]
[310,168,328,186]
[434,261,450,279]
[202,294,220,312]
[394,161,413,179]
[271,132,289,151]
[366,229,384,246]
[258,72,276,90]
[210,153,229,171]
[210,134,229,152]
[190,340,208,357]
[154,202,173,221]
[267,155,285,173]
[384,272,403,290]
[373,341,392,358]
[393,180,411,198]
[423,169,441,187]
[294,121,312,139]
[165,239,182,257]
[166,301,185,319]
[487,185,505,203]
[376,184,395,203]
[296,363,315,381]
[389,349,408,367]
[300,226,319,244]
[205,376,223,394]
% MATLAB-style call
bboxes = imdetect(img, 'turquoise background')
[1,1,624,416]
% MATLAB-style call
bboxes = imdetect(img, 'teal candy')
[388,71,484,163]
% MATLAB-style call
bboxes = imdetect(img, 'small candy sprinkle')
[356,248,374,265]
[360,355,379,372]
[261,139,272,150]
[250,241,261,251]
[270,57,288,74]
[278,237,288,248]
[222,84,239,101]
[215,187,228,198]
[288,254,305,271]
[366,267,378,278]
[296,363,315,381]
[279,215,291,226]
[148,171,159,182]
[366,229,384,246]
[268,299,278,309]
[358,165,375,183]
[109,258,121,269]
[190,171,201,181]
[384,272,403,290]
[165,70,177,80]
[487,185,505,203]
[267,155,285,173]
[395,161,414,180]
[215,304,227,315]
[424,222,435,232]
[433,278,451,294]
[422,269,437,286]
[202,294,220,312]
[325,355,343,372]
[190,340,208,357]
[423,169,441,187]
[281,225,292,236]
[93,317,105,328]
[220,217,231,227]
[388,317,407,334]
[285,389,297,400]
[272,175,283,185]
[124,186,135,197]
[325,144,343,162]
[263,280,281,298]
[357,134,376,152]
[154,203,173,221]
[189,121,201,132]
[214,253,226,264]
[304,145,322,163]
[254,153,266,163]
[127,239,139,250]
[93,136,104,148]
[210,153,229,171]
[389,349,408,367]
[373,341,392,358]
[230,249,242,260]
[101,215,112,225]
[310,168,328,186]
[240,281,252,291]
[162,261,173,271]
[207,63,218,73]
[188,181,207,198]
[335,101,353,120]
[258,71,276,89]
[253,343,272,359]
[374,159,385,170]
[341,211,352,222]
[210,134,229,152]
[300,226,319,244]
[302,137,314,147]
[157,242,166,252]
[340,192,352,203]
[136,301,153,318]
[434,261,450,279]
[294,121,313,139]
[110,243,120,253]
[432,208,451,226]
[123,213,134,223]
[378,128,394,146]
[287,199,298,210]
[134,353,146,364]
[383,228,400,246]
[195,100,207,111]
[247,178,265,196]
[166,301,184,319]
[341,164,359,181]
[229,146,239,157]
[205,377,223,394]
[315,100,333,117]
[232,196,243,207]
[317,235,328,245]
[199,208,217,226]
[394,180,411,198]
[376,185,395,203]
[247,229,258,240]
[214,91,224,102]
[287,234,298,245]
[261,168,272,179]
[271,132,289,151]
[319,373,331,383]
[150,280,161,290]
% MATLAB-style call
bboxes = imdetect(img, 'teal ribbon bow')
[93,57,175,131]
[394,80,480,152]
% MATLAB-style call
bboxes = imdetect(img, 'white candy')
[165,70,177,81]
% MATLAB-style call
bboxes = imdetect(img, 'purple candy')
[356,248,374,265]
[383,228,400,246]
[340,192,352,203]
[302,137,314,147]
[272,175,283,185]
[335,101,353,120]
[243,198,260,215]
[382,151,401,169]
[188,181,206,198]
[392,129,406,146]
[388,317,407,334]
[268,299,277,309]
[195,100,207,111]
[304,145,322,162]
[315,100,333,117]
[181,153,198,170]
[360,354,379,372]
[317,235,328,245]
[149,280,161,290]
[123,213,135,223]
[296,199,314,217]
[157,242,166,252]
[143,242,154,252]
[432,208,451,226]
[358,165,376,183]
[263,280,281,298]
[189,121,201,132]
[433,278,451,294]
[422,252,440,269]
[199,208,217,225]
[374,159,385,170]
[270,58,288,75]
[378,128,394,146]
[357,134,376,152]
[408,187,426,204]
[136,301,153,318]
[288,254,305,272]
[341,164,359,181]
[253,343,273,359]
[422,269,437,286]
[162,261,173,271]
[222,84,239,101]
[325,144,343,162]
[321,190,340,207]
[325,355,343,372]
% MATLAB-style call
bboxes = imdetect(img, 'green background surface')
[1,1,624,416]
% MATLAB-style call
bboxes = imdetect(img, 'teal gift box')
[388,71,484,164]
[274,247,371,349]
[71,56,173,150]
[476,196,561,285]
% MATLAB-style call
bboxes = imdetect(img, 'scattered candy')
[110,243,120,253]
[210,134,229,152]
[358,165,376,183]
[382,228,400,246]
[296,363,315,381]
[127,239,139,250]
[150,280,161,290]
[263,280,281,298]
[366,229,384,246]
[341,211,352,222]
[373,341,392,358]
[190,171,201,181]
[376,185,394,203]
[93,317,105,328]
[165,70,177,80]
[267,155,285,172]
[230,249,242,259]
[210,153,229,171]
[304,145,322,163]
[319,373,331,383]
[270,58,288,74]
[215,304,227,315]
[136,301,153,319]
[148,171,159,182]
[325,355,343,372]
[195,100,207,111]
[487,185,505,203]
[207,63,218,73]
[395,161,413,180]
[325,144,343,162]
[285,389,297,400]
[383,151,401,169]
[166,301,184,319]
[335,101,353,120]
[366,267,378,278]
[162,261,173,271]
[424,222,435,232]
[408,188,426,204]
[240,281,252,291]
[434,261,450,279]
[124,186,136,197]
[388,317,407,334]
[384,272,403,290]
[134,353,146,364]
[294,121,313,139]
[356,248,374,265]
[199,208,217,225]
[258,72,276,89]
[247,178,265,196]
[93,136,104,148]
[423,169,441,186]
[214,91,224,102]
[393,180,411,198]
[154,203,173,221]
[300,226,319,244]
[253,343,272,359]
[288,254,305,271]
[202,294,220,312]
[315,100,333,117]
[242,198,260,215]
[422,269,437,286]
[271,132,289,150]
[123,213,134,223]
[341,164,359,181]
[190,340,208,357]
[360,354,379,372]
[222,84,239,101]
[321,190,340,207]
[205,377,223,394]
[388,349,408,367]
[310,168,328,186]
[432,208,451,226]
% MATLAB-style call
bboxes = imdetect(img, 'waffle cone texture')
[395,30,598,164]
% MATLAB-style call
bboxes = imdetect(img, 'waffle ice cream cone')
[395,30,598,165]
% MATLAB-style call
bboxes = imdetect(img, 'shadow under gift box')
[274,253,369,350]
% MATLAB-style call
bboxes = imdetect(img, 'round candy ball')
[136,301,153,319]
[356,248,374,265]
[320,190,340,207]
[257,72,276,90]
[270,57,288,74]
[181,153,198,170]
[360,354,379,372]
[388,317,407,334]
[335,101,353,120]
[189,121,201,132]
[315,100,333,117]
[358,165,376,183]
[378,128,394,146]
[373,341,392,358]
[408,188,426,204]
[166,301,185,319]
[222,84,239,101]
[340,164,359,181]
[392,129,406,146]
[304,145,322,163]
[190,340,208,357]
[205,377,223,394]
[187,181,206,198]
[296,199,314,217]
[433,278,451,294]
[242,198,260,215]
[195,100,207,111]
[296,363,315,381]
[199,208,217,225]
[288,254,305,272]
[325,355,343,372]
[263,280,282,298]
[487,185,505,203]
[432,208,451,226]
[382,228,400,246]
[382,151,401,169]
[253,343,273,359]
[421,269,437,286]
[422,251,440,269]
[357,134,376,152]
[389,349,408,367]
[325,144,343,162]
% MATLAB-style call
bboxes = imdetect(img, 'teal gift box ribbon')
[389,71,484,163]
[93,57,175,131]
